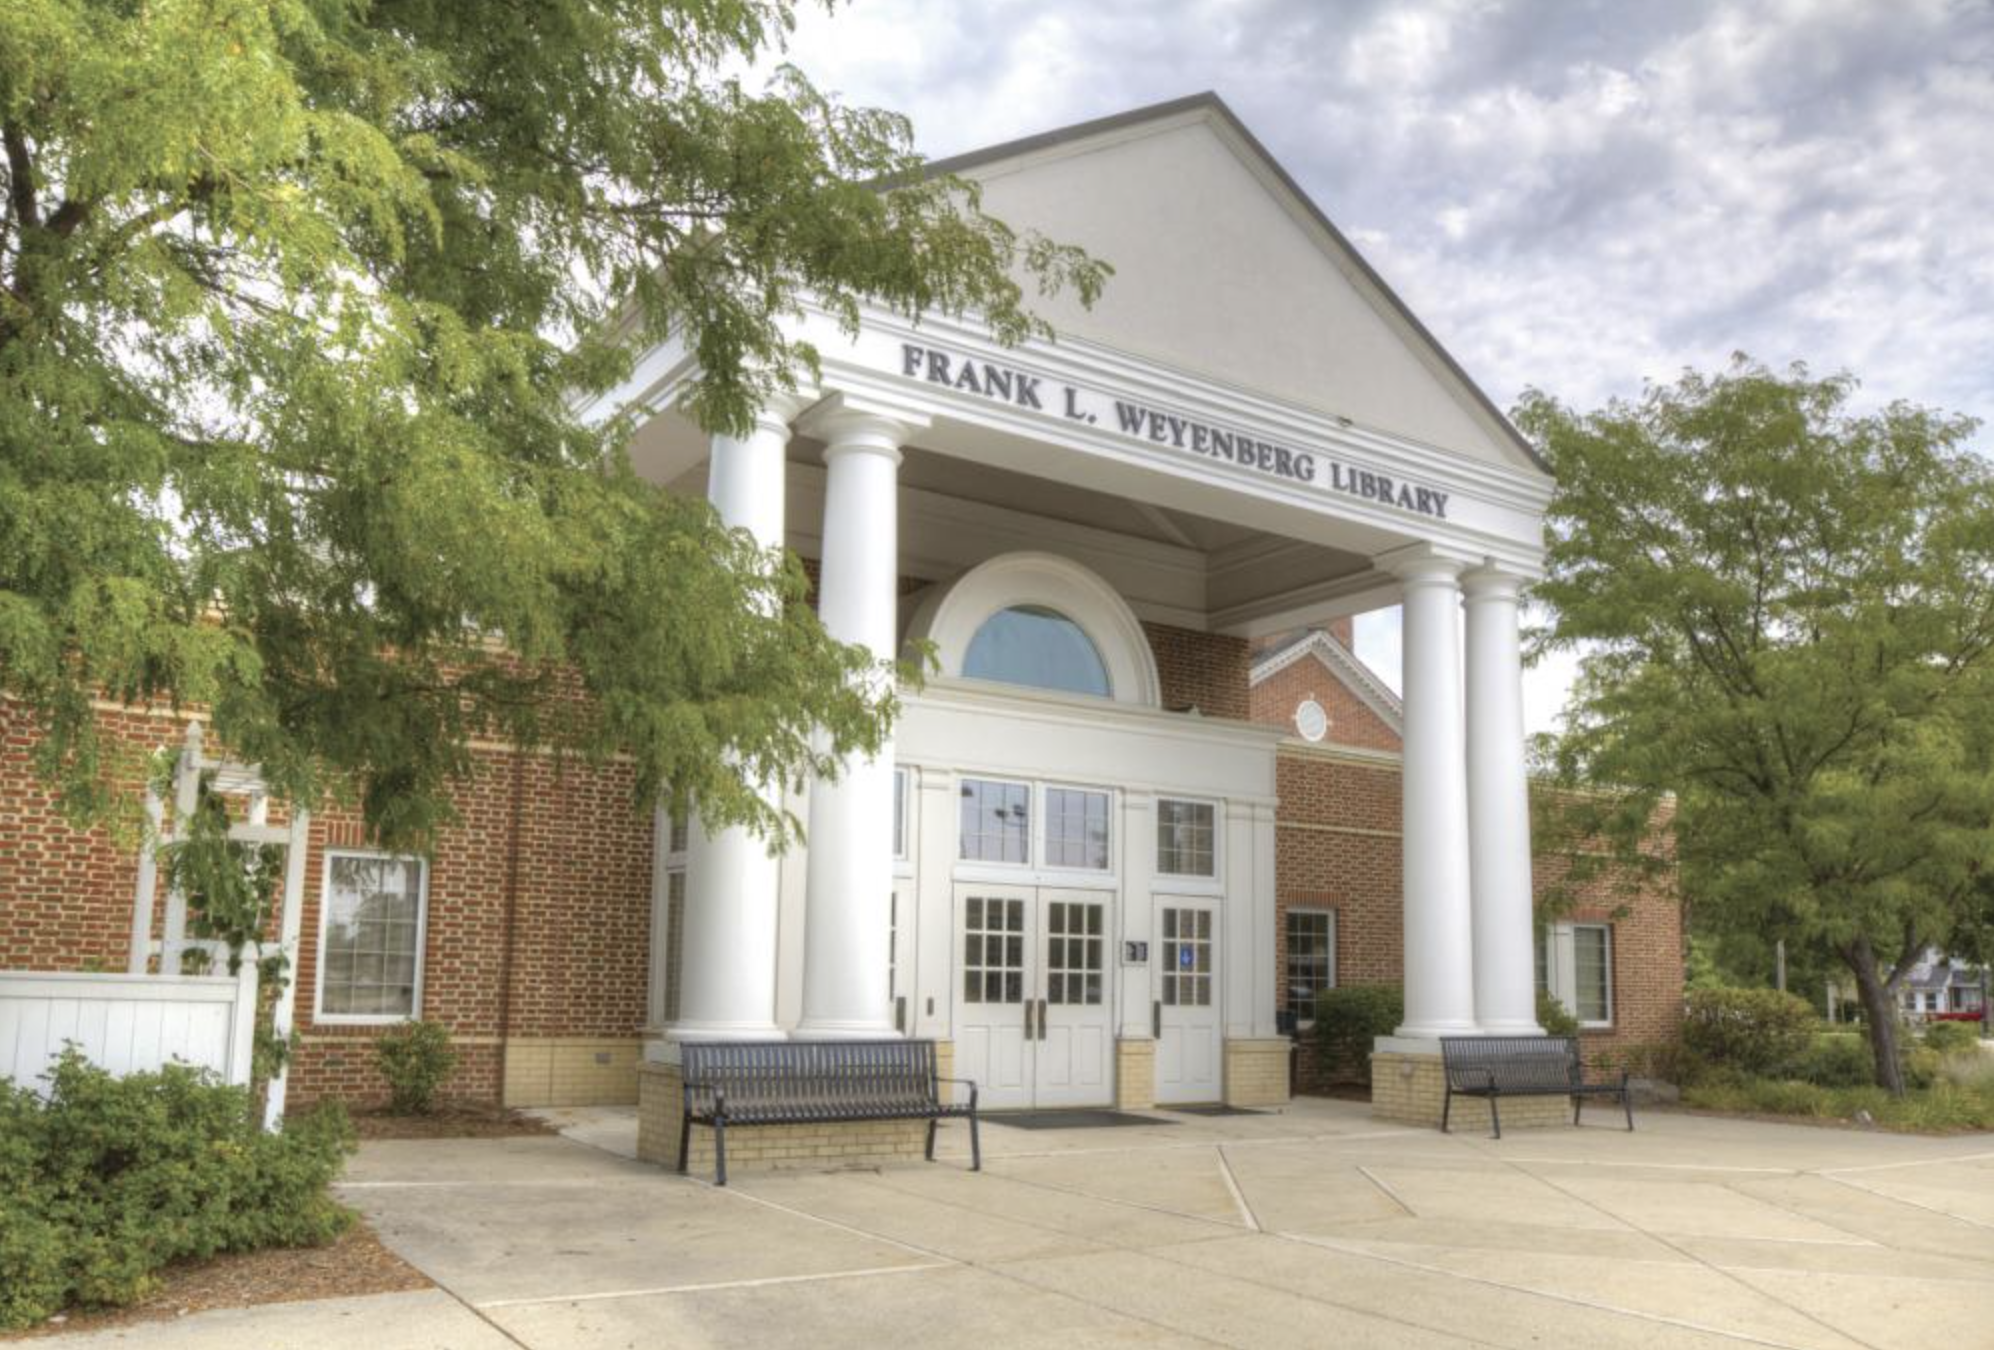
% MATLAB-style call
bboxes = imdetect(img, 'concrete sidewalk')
[51,1099,1994,1347]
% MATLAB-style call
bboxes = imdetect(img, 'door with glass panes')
[1154,900,1222,1103]
[952,885,1113,1109]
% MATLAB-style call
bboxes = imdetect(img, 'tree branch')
[3,121,38,231]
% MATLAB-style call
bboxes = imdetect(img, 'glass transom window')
[962,605,1111,698]
[960,778,1031,863]
[1044,787,1111,870]
[1157,799,1216,877]
[319,853,424,1020]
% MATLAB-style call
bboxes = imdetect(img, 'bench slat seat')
[678,1039,979,1185]
[1439,1035,1633,1139]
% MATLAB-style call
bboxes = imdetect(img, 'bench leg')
[1623,1088,1635,1132]
[925,1118,937,1162]
[1441,1086,1452,1134]
[677,1113,692,1174]
[1574,1093,1583,1126]
[713,1119,727,1188]
[969,1113,981,1172]
[1488,1092,1502,1141]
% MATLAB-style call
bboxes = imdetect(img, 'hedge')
[0,1050,353,1330]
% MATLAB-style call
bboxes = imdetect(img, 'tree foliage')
[0,0,1108,846]
[1520,359,1994,1093]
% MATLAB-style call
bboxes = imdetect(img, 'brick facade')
[1247,637,1402,752]
[0,618,1682,1117]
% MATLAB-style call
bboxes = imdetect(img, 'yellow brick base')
[1223,1038,1292,1108]
[1369,1049,1576,1132]
[1115,1038,1156,1110]
[636,1058,935,1177]
[502,1038,642,1107]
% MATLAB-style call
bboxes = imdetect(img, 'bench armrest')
[936,1076,979,1109]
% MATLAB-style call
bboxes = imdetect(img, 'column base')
[790,1020,900,1041]
[665,1020,785,1044]
[1475,1020,1546,1036]
[1368,1042,1573,1132]
[1223,1037,1292,1108]
[1115,1038,1156,1110]
[1393,1021,1481,1039]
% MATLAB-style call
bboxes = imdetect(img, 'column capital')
[741,386,820,439]
[1460,566,1528,606]
[796,392,929,463]
[1374,542,1478,585]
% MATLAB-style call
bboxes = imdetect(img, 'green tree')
[1519,360,1994,1094]
[0,1,1107,846]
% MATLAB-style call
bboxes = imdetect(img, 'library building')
[0,96,1681,1158]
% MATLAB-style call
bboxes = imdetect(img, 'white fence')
[0,967,258,1095]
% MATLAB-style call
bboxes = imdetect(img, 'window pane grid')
[1157,799,1216,877]
[1284,910,1334,1024]
[1046,902,1104,1005]
[960,779,1031,864]
[1161,906,1213,1007]
[1575,924,1611,1024]
[321,855,422,1019]
[1045,788,1110,870]
[962,894,1026,1005]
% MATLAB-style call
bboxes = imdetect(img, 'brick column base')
[1223,1038,1292,1107]
[636,1052,947,1177]
[1369,1048,1574,1132]
[1115,1038,1155,1110]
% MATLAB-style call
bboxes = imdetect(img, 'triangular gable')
[926,94,1548,476]
[1251,629,1404,742]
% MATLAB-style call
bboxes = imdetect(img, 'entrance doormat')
[1162,1104,1267,1117]
[985,1111,1177,1130]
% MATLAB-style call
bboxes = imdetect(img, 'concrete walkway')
[56,1100,1994,1347]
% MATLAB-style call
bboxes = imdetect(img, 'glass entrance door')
[952,885,1114,1110]
[1155,900,1222,1103]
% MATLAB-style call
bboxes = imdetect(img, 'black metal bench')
[677,1039,979,1185]
[1439,1036,1633,1139]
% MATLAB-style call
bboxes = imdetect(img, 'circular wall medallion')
[1294,698,1330,743]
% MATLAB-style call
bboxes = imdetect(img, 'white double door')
[952,885,1114,1110]
[1154,899,1222,1104]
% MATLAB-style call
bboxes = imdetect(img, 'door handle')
[1038,997,1048,1041]
[1023,998,1035,1040]
[1153,999,1162,1040]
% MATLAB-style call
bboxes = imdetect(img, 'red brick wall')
[1144,622,1250,719]
[1275,742,1684,1079]
[1248,639,1402,752]
[0,701,654,1109]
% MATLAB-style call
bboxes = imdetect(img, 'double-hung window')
[1284,909,1336,1026]
[317,852,427,1023]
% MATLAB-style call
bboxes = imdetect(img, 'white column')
[795,407,916,1040]
[1465,568,1543,1034]
[1389,552,1480,1038]
[669,402,798,1043]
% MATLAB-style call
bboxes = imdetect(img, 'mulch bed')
[350,1100,560,1140]
[0,1216,431,1342]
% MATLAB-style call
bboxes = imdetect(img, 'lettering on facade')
[898,343,1449,520]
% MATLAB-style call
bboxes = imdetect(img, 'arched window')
[962,605,1112,698]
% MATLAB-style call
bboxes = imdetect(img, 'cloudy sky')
[775,0,1994,731]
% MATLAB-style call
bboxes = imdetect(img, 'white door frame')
[1154,895,1223,1104]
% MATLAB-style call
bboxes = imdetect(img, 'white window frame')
[1543,920,1613,1030]
[1284,907,1337,1028]
[647,810,690,1031]
[1040,780,1114,877]
[1155,795,1221,890]
[314,850,430,1026]
[956,774,1035,871]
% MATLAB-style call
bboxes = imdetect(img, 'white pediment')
[929,95,1545,476]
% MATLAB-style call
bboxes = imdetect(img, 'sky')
[771,0,1994,733]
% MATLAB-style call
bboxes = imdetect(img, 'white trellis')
[126,720,311,1129]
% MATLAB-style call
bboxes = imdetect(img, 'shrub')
[0,1051,352,1330]
[1901,1044,1942,1091]
[1314,985,1403,1085]
[1941,1049,1994,1091]
[375,1020,457,1115]
[1923,1020,1982,1055]
[1536,992,1579,1038]
[1791,1034,1873,1088]
[1681,987,1816,1077]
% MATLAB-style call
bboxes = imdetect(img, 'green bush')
[1923,1020,1982,1055]
[375,1020,457,1115]
[1901,1044,1942,1091]
[0,1051,352,1330]
[1314,984,1403,1085]
[1791,1033,1874,1088]
[1536,992,1580,1038]
[1681,987,1817,1077]
[1681,1075,1994,1132]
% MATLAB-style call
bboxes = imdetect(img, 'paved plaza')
[53,1098,1994,1348]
